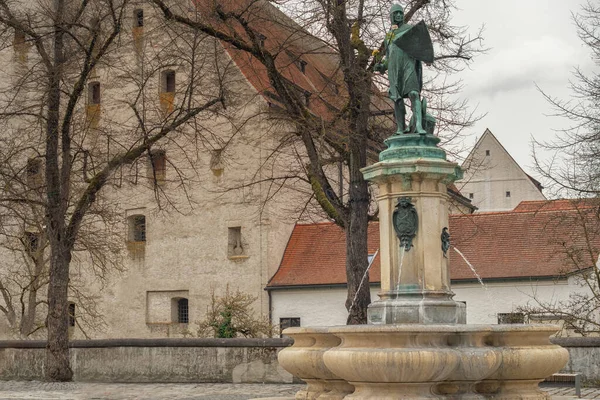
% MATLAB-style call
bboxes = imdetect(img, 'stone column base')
[367,297,466,324]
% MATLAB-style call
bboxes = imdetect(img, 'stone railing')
[0,338,295,383]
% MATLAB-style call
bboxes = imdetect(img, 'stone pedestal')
[361,134,465,324]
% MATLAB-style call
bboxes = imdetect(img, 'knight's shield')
[394,20,434,64]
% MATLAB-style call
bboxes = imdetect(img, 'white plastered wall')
[270,277,584,328]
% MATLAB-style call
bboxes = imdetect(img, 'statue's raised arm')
[375,4,435,135]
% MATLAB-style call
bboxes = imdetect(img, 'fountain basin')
[278,324,568,400]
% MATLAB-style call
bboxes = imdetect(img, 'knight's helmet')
[390,4,404,25]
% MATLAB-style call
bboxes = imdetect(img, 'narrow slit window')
[148,150,166,184]
[23,231,40,255]
[468,193,474,199]
[128,215,146,242]
[304,92,311,107]
[26,158,43,188]
[506,191,511,198]
[298,60,307,74]
[13,29,29,63]
[485,150,490,156]
[257,33,266,47]
[68,303,76,327]
[134,9,144,28]
[162,70,176,93]
[88,82,101,104]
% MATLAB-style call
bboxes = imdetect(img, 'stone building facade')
[0,0,341,339]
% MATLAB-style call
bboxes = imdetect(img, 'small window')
[485,150,490,156]
[68,302,76,327]
[257,33,266,47]
[148,150,166,184]
[506,191,511,198]
[13,29,25,47]
[368,254,375,264]
[210,149,224,177]
[304,92,311,107]
[297,60,307,74]
[228,226,245,257]
[128,215,146,242]
[23,231,40,255]
[26,158,43,188]
[133,9,144,28]
[13,29,29,63]
[177,298,189,323]
[161,70,176,93]
[468,193,474,199]
[280,317,300,336]
[88,82,101,105]
[498,312,525,324]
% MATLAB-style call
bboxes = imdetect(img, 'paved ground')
[0,382,303,400]
[0,382,595,399]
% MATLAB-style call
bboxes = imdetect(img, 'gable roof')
[194,0,390,122]
[267,199,599,288]
[460,128,544,195]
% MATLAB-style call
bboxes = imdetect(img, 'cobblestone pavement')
[0,382,303,400]
[0,382,596,399]
[545,386,600,399]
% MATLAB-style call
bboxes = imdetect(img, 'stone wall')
[0,338,295,383]
[553,337,600,384]
[0,337,598,384]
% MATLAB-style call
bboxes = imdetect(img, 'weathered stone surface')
[362,156,465,325]
[0,340,294,383]
[277,327,353,400]
[279,325,569,400]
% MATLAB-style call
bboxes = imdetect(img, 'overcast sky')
[451,0,592,178]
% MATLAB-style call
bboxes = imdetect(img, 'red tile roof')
[267,200,600,287]
[193,0,391,122]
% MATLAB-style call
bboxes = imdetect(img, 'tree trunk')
[45,0,72,381]
[20,256,44,337]
[345,74,372,325]
[45,243,72,381]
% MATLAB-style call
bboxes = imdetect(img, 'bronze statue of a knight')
[374,4,435,135]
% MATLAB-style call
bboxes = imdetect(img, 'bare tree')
[515,200,600,336]
[535,1,600,198]
[518,2,600,335]
[0,0,227,380]
[151,0,484,324]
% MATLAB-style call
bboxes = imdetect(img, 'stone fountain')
[275,130,568,400]
[272,6,568,399]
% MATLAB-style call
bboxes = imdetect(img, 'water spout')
[452,246,487,290]
[396,246,405,290]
